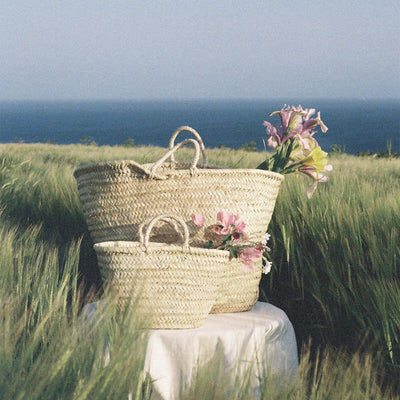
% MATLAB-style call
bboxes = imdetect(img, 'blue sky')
[1,0,399,100]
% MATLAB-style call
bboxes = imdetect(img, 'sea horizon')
[1,98,399,155]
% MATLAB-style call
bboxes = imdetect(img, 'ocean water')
[1,99,399,154]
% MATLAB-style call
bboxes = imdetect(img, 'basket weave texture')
[74,126,284,244]
[210,257,262,314]
[93,215,229,329]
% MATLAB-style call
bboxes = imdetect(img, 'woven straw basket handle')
[138,214,190,251]
[150,138,201,177]
[169,126,209,166]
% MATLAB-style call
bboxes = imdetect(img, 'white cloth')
[82,301,298,400]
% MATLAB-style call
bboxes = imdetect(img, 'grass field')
[0,142,399,399]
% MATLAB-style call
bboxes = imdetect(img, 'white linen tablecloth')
[82,301,298,400]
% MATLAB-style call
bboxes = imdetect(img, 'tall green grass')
[0,221,153,399]
[262,154,400,389]
[0,219,396,399]
[0,143,399,398]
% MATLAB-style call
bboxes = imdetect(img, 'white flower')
[262,261,272,275]
[261,233,271,248]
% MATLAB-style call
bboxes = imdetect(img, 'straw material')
[210,257,262,314]
[74,126,284,245]
[94,215,229,329]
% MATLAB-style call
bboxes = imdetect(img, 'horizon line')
[1,96,400,103]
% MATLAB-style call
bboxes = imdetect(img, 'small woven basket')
[93,215,229,329]
[210,257,263,314]
[74,126,283,244]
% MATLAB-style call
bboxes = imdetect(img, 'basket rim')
[74,160,284,181]
[93,240,232,258]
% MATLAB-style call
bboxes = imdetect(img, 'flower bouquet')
[192,211,272,313]
[257,105,332,198]
[192,211,272,273]
[190,105,332,312]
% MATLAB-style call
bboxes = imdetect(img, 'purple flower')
[263,105,328,150]
[259,104,331,197]
[301,109,328,136]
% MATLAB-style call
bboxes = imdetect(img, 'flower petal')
[216,210,229,227]
[262,261,272,275]
[234,219,246,234]
[192,213,205,228]
[307,180,318,199]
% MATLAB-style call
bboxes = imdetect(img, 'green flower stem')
[257,137,300,174]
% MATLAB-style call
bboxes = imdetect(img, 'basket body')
[74,161,283,244]
[94,240,229,329]
[210,257,263,314]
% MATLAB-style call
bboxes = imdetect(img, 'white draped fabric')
[82,301,298,400]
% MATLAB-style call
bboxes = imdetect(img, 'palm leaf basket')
[74,126,284,245]
[210,257,263,314]
[94,215,229,329]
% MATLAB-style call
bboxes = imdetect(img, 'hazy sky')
[1,0,399,100]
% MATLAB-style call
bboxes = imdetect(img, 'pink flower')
[216,210,231,234]
[210,224,224,236]
[216,211,246,235]
[192,213,205,228]
[239,247,263,272]
[233,219,246,234]
[299,164,333,198]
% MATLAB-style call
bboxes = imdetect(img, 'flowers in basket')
[257,105,332,198]
[192,211,272,274]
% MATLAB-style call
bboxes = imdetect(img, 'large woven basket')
[74,126,284,244]
[210,257,263,314]
[93,215,229,329]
